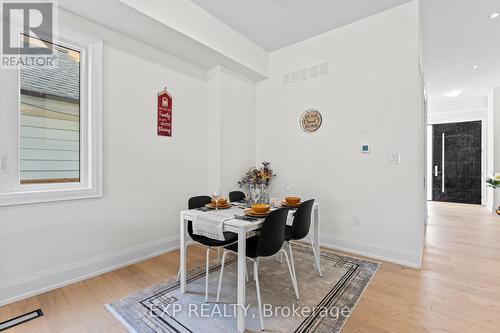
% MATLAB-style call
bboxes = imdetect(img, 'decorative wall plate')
[300,109,322,133]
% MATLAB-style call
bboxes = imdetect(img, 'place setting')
[280,196,302,208]
[242,196,304,217]
[204,197,232,210]
[191,181,305,228]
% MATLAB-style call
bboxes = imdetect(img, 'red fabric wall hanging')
[157,88,172,137]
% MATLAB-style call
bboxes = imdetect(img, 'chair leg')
[176,240,193,282]
[217,247,221,265]
[280,249,299,300]
[246,261,249,282]
[287,242,297,282]
[176,265,181,282]
[308,235,323,277]
[216,250,229,302]
[253,259,264,331]
[205,246,211,302]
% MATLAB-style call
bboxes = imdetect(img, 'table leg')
[236,229,247,332]
[313,205,322,275]
[180,213,186,293]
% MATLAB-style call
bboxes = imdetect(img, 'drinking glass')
[270,197,279,208]
[212,189,221,211]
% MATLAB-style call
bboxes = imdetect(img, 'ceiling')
[57,0,267,80]
[422,0,500,99]
[61,0,500,97]
[188,0,500,100]
[189,0,411,51]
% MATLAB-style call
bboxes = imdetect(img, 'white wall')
[219,69,257,195]
[491,88,500,210]
[256,1,424,267]
[206,66,257,195]
[488,92,495,210]
[429,96,488,114]
[426,125,433,200]
[0,10,212,305]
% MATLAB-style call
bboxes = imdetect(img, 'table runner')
[192,210,234,241]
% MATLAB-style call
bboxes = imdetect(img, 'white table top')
[181,202,319,232]
[182,206,265,232]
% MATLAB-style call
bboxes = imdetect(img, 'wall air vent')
[282,61,329,86]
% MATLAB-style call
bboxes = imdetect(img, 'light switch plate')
[388,153,401,164]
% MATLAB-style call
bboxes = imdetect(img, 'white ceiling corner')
[189,0,412,51]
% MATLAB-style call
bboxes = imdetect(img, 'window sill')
[0,186,103,207]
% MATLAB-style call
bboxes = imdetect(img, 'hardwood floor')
[344,202,500,333]
[1,202,499,332]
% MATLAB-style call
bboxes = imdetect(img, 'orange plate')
[244,209,269,218]
[282,201,301,207]
[205,203,232,209]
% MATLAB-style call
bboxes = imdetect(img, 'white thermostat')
[361,144,370,153]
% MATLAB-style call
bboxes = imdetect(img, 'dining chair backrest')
[256,208,289,257]
[290,199,315,240]
[187,196,212,237]
[229,191,246,202]
[188,195,212,210]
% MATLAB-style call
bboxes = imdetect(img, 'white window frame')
[0,23,102,206]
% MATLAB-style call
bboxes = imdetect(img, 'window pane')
[19,36,80,184]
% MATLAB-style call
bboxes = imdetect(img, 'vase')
[246,184,255,206]
[496,200,500,215]
[257,185,271,204]
[246,184,271,205]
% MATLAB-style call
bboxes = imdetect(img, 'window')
[20,36,81,185]
[0,25,102,206]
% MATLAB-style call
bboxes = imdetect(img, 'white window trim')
[0,24,103,206]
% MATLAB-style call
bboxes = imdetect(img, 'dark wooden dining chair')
[176,195,237,302]
[284,199,322,286]
[216,208,298,331]
[229,190,246,202]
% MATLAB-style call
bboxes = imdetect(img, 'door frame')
[428,109,488,206]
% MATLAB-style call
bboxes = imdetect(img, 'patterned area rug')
[106,243,379,333]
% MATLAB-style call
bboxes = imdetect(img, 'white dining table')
[179,202,321,332]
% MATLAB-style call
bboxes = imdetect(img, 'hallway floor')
[344,202,500,332]
[1,202,499,332]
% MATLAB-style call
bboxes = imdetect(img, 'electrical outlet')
[354,216,361,227]
[0,156,7,174]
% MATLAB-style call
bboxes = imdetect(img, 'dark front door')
[432,121,482,204]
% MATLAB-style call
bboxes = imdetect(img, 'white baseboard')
[319,233,422,269]
[0,235,180,307]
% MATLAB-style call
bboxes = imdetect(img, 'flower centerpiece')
[486,174,500,215]
[238,161,276,204]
